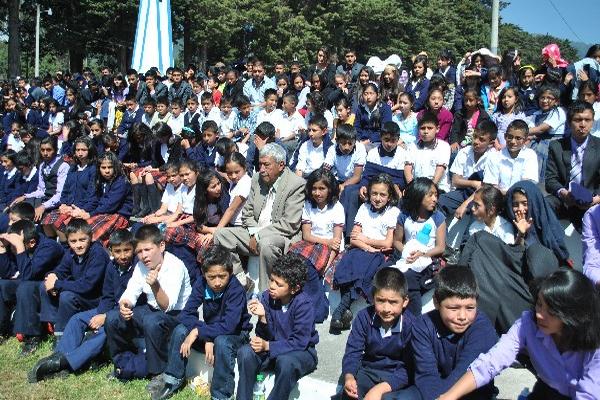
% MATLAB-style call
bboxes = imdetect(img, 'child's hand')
[44,273,58,292]
[343,374,359,399]
[180,328,199,358]
[450,142,460,152]
[358,186,368,201]
[88,313,106,330]
[328,238,341,251]
[146,268,160,287]
[181,139,190,150]
[250,336,268,353]
[512,209,533,237]
[34,205,45,222]
[364,382,392,400]
[204,341,215,366]
[248,299,265,317]
[119,300,134,320]
[455,203,468,219]
[406,250,424,263]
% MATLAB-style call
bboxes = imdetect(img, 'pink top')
[417,107,453,142]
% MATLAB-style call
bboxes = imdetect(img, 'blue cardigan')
[178,275,252,342]
[96,259,136,314]
[354,102,393,143]
[405,78,430,111]
[85,175,133,217]
[60,164,96,210]
[7,169,39,204]
[52,241,110,299]
[0,235,64,281]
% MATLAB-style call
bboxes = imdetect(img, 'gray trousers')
[214,227,288,291]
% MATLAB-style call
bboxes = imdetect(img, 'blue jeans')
[39,284,99,333]
[55,308,107,371]
[164,323,249,399]
[236,344,317,400]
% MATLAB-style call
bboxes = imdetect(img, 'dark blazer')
[545,135,600,197]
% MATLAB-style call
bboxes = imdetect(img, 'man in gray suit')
[214,143,305,290]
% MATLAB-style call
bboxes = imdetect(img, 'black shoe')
[146,374,165,395]
[341,309,353,329]
[0,334,9,345]
[329,318,344,334]
[152,381,183,400]
[20,336,42,356]
[28,352,66,382]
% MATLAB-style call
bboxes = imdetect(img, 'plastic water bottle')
[416,223,432,246]
[253,373,266,400]
[157,222,167,235]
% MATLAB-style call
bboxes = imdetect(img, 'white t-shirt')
[483,147,539,191]
[167,113,185,136]
[366,145,408,170]
[324,141,367,182]
[302,200,345,243]
[398,210,445,249]
[256,108,284,129]
[449,146,496,183]
[229,173,252,226]
[296,140,325,174]
[468,215,515,245]
[278,110,307,140]
[354,203,400,241]
[180,185,196,214]
[120,251,191,312]
[161,183,183,213]
[406,140,451,192]
[218,110,237,137]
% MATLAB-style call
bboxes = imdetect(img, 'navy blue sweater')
[178,275,252,342]
[7,169,39,203]
[354,102,393,143]
[0,235,64,281]
[186,143,216,170]
[96,259,135,314]
[117,108,143,137]
[411,310,498,400]
[342,306,415,391]
[52,241,109,299]
[59,164,96,210]
[85,175,133,217]
[256,290,319,359]
[0,169,20,207]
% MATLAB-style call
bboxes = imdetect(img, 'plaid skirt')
[288,240,334,274]
[131,167,167,187]
[88,214,129,246]
[164,214,196,247]
[195,238,215,265]
[42,209,72,231]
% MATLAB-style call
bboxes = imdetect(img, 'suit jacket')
[545,135,600,196]
[242,168,305,242]
[137,82,168,105]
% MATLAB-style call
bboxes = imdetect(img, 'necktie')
[570,145,583,184]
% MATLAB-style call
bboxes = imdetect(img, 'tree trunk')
[7,0,21,78]
[118,46,128,73]
[183,16,193,66]
[69,49,84,73]
[200,41,207,71]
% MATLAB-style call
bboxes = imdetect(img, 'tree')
[7,0,20,78]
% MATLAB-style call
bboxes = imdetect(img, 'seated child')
[39,219,110,337]
[468,184,514,244]
[440,269,600,400]
[393,92,419,147]
[217,96,236,138]
[69,152,133,244]
[231,95,257,144]
[245,121,279,175]
[148,245,252,400]
[480,65,509,114]
[491,87,526,148]
[331,174,400,332]
[0,150,20,210]
[390,177,446,316]
[184,120,219,169]
[0,220,64,353]
[183,96,202,128]
[166,98,185,136]
[105,224,191,379]
[256,88,284,128]
[449,89,491,152]
[218,152,251,228]
[332,96,356,141]
[289,169,344,323]
[155,97,172,124]
[278,93,306,147]
[141,98,159,128]
[294,114,333,177]
[141,162,184,225]
[354,83,392,145]
[410,265,498,400]
[163,160,199,247]
[440,120,497,219]
[341,267,414,400]
[28,229,136,382]
[199,91,220,124]
[417,88,454,142]
[405,112,451,193]
[323,123,366,193]
[483,119,538,193]
[237,253,319,400]
[9,151,39,206]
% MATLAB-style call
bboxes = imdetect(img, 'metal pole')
[35,4,40,77]
[490,0,499,54]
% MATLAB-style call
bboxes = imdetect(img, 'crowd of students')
[0,43,599,400]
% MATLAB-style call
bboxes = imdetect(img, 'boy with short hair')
[28,229,137,382]
[483,119,538,193]
[105,224,191,379]
[0,220,64,352]
[149,244,252,400]
[440,120,498,218]
[0,202,35,234]
[142,98,159,128]
[232,95,257,144]
[405,112,451,193]
[200,91,220,124]
[323,123,366,193]
[184,96,202,129]
[155,97,172,124]
[294,114,332,177]
[245,121,279,174]
[256,88,284,128]
[40,218,110,337]
[184,120,219,169]
[11,151,39,202]
[167,98,185,136]
[118,94,144,138]
[278,93,306,145]
[167,67,193,105]
[410,265,498,400]
[237,253,319,400]
[341,267,414,399]
[217,96,236,138]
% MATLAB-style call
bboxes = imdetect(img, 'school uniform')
[256,108,284,129]
[105,252,191,375]
[406,140,451,193]
[183,109,202,128]
[164,276,252,399]
[470,310,600,399]
[438,146,495,216]
[84,176,132,244]
[162,183,184,214]
[0,168,19,209]
[405,78,430,111]
[54,260,134,371]
[483,147,539,191]
[237,290,319,400]
[492,111,527,147]
[142,112,159,129]
[24,156,69,209]
[323,141,367,183]
[228,174,252,227]
[418,108,453,142]
[217,110,236,137]
[354,102,393,143]
[42,164,96,231]
[232,110,258,141]
[278,110,306,141]
[200,107,221,124]
[186,142,216,169]
[163,184,197,247]
[528,106,567,181]
[0,236,64,336]
[7,166,38,205]
[39,241,109,333]
[151,136,184,168]
[168,81,193,105]
[519,86,539,116]
[167,113,185,136]
[294,140,327,175]
[410,310,498,400]
[469,216,515,245]
[342,307,415,398]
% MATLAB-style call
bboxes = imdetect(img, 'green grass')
[0,338,209,400]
